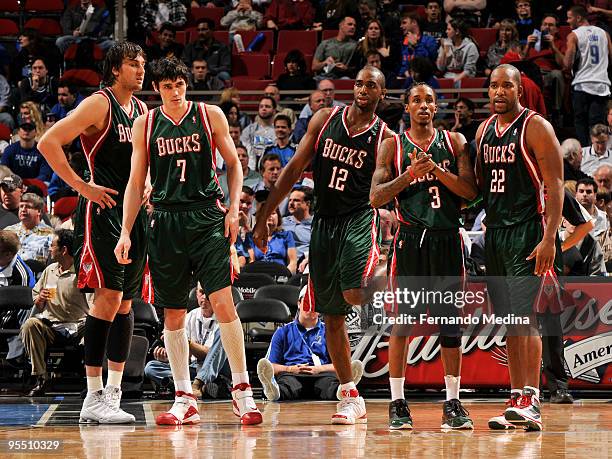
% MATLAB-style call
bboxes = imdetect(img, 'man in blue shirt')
[263,114,297,167]
[398,12,439,78]
[282,187,313,261]
[0,122,52,183]
[257,286,363,400]
[49,82,84,120]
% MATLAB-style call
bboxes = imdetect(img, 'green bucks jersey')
[313,106,387,217]
[146,101,222,207]
[479,108,543,228]
[394,129,461,229]
[80,87,147,199]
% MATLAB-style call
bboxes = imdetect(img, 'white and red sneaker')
[332,389,367,425]
[488,393,520,430]
[155,391,200,426]
[504,388,543,431]
[232,383,263,425]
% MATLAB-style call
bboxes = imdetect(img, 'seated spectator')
[264,85,295,127]
[276,50,316,93]
[485,19,520,75]
[594,164,612,192]
[561,220,607,276]
[241,97,277,169]
[436,19,479,85]
[189,59,224,100]
[263,114,297,167]
[444,0,487,27]
[0,72,13,130]
[146,23,184,63]
[350,19,392,73]
[144,284,231,399]
[55,0,114,54]
[422,1,446,43]
[0,230,35,287]
[248,207,297,273]
[311,17,358,81]
[0,174,25,229]
[5,193,54,263]
[238,186,256,239]
[182,18,231,81]
[293,90,325,144]
[138,0,187,33]
[0,122,52,182]
[575,178,609,238]
[282,187,313,260]
[402,56,440,92]
[364,50,397,91]
[18,58,58,113]
[562,138,591,182]
[48,150,84,202]
[512,0,536,45]
[220,0,263,33]
[228,122,242,148]
[220,93,250,129]
[315,0,359,31]
[264,0,315,30]
[10,29,61,85]
[397,12,439,79]
[21,229,90,396]
[451,97,478,144]
[298,79,345,120]
[581,124,612,176]
[49,82,84,121]
[257,286,363,401]
[252,153,282,194]
[597,190,612,270]
[220,146,261,205]
[17,102,46,141]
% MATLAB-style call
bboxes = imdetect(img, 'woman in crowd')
[436,19,479,86]
[16,101,45,141]
[276,50,316,92]
[485,19,520,75]
[350,19,392,71]
[219,90,251,130]
[247,208,297,274]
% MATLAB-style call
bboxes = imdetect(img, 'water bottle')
[234,34,245,53]
[246,32,265,52]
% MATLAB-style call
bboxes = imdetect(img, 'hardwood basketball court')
[0,397,610,457]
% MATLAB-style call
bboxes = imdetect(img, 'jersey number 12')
[329,166,348,191]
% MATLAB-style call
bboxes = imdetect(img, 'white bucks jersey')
[572,25,611,96]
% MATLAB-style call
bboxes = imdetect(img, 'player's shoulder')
[309,107,336,129]
[81,90,111,110]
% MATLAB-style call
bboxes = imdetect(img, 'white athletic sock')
[218,319,249,386]
[87,375,103,394]
[524,385,540,399]
[389,377,405,401]
[444,375,460,401]
[164,328,192,394]
[340,381,357,394]
[511,388,522,396]
[106,369,123,388]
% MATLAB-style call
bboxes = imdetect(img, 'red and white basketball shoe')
[332,389,367,425]
[488,393,520,430]
[155,391,200,426]
[232,383,263,425]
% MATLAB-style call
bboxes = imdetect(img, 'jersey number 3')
[329,166,348,191]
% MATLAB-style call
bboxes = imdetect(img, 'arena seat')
[231,79,273,111]
[24,259,46,280]
[189,7,224,27]
[330,79,356,102]
[24,18,62,36]
[322,30,338,41]
[236,298,291,345]
[61,68,101,87]
[64,42,105,63]
[0,123,11,141]
[231,53,271,80]
[24,0,64,14]
[22,178,48,196]
[254,284,300,316]
[0,286,34,337]
[469,28,497,58]
[272,52,313,79]
[212,30,230,46]
[233,272,276,300]
[458,77,488,100]
[0,0,19,14]
[131,298,159,345]
[276,30,318,54]
[0,18,18,36]
[52,196,78,221]
[241,261,292,283]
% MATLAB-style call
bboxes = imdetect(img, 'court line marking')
[143,403,154,426]
[36,404,59,426]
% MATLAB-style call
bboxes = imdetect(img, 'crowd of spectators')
[0,0,611,399]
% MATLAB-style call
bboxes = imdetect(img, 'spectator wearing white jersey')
[564,5,612,147]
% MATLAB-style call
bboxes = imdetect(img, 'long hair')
[20,101,45,140]
[102,41,146,87]
[360,19,386,56]
[497,19,519,44]
[450,19,477,47]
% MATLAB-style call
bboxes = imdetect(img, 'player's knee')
[164,308,186,330]
[440,335,461,348]
[117,299,132,315]
[342,289,364,306]
[323,314,346,333]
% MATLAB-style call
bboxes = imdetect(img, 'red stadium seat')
[470,28,497,58]
[22,178,48,197]
[322,30,338,41]
[0,18,18,36]
[399,4,426,17]
[212,30,230,46]
[24,0,64,13]
[277,30,318,54]
[24,18,62,36]
[64,43,104,62]
[189,7,225,28]
[231,54,271,79]
[232,79,274,110]
[231,30,274,54]
[61,68,101,87]
[52,196,78,221]
[558,25,571,41]
[0,0,20,13]
[330,79,355,102]
[272,52,313,79]
[458,77,488,100]
[0,123,11,141]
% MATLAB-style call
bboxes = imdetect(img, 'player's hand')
[141,181,152,206]
[526,238,556,276]
[114,234,132,265]
[79,181,118,209]
[408,148,435,178]
[298,255,308,273]
[224,208,239,244]
[252,220,269,253]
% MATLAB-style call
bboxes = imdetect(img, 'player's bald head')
[492,64,521,85]
[357,65,386,89]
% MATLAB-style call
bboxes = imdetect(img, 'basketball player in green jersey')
[370,83,478,430]
[253,66,394,425]
[476,64,563,431]
[39,42,148,424]
[115,57,262,426]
